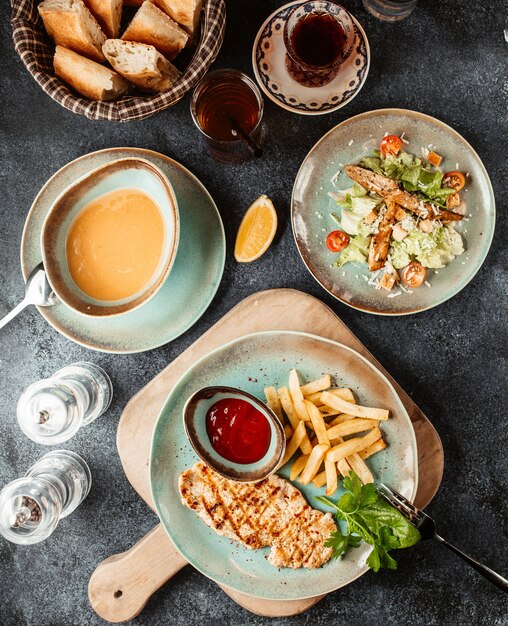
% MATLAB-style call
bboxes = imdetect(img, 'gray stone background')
[1,1,507,624]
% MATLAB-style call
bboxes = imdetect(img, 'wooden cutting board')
[89,289,444,622]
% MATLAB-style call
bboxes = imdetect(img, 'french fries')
[290,453,309,481]
[305,400,329,445]
[326,418,379,439]
[347,453,374,484]
[299,444,329,485]
[300,375,331,397]
[305,387,355,406]
[288,369,310,422]
[327,413,355,427]
[320,391,389,420]
[277,386,313,455]
[264,386,283,422]
[325,460,338,496]
[266,370,390,496]
[279,421,307,467]
[326,428,382,463]
[359,438,387,460]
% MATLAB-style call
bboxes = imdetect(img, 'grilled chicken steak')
[179,462,337,569]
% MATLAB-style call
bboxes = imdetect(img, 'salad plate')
[150,330,418,600]
[252,1,369,115]
[292,109,496,314]
[21,148,225,353]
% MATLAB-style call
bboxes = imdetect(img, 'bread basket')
[11,0,226,122]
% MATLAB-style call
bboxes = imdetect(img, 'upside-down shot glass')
[0,450,91,545]
[283,1,356,87]
[190,69,264,163]
[362,0,417,21]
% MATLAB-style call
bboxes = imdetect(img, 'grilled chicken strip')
[345,165,399,196]
[368,200,398,271]
[385,189,463,222]
[179,462,337,569]
[345,165,463,223]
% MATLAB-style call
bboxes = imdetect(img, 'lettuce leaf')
[335,234,371,268]
[358,150,456,203]
[389,242,411,269]
[389,226,464,269]
[337,190,379,236]
[359,156,383,175]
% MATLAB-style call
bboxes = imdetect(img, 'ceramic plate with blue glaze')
[252,1,369,115]
[150,331,418,600]
[292,109,496,314]
[21,148,225,353]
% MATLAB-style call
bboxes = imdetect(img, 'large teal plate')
[150,331,418,600]
[292,109,496,315]
[21,148,225,353]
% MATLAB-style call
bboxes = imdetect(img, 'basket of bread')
[11,0,226,121]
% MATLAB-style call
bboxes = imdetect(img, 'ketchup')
[205,398,271,464]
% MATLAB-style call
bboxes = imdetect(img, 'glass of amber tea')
[190,69,264,163]
[283,1,355,88]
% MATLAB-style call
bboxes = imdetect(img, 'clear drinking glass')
[283,1,355,87]
[362,0,417,21]
[190,69,264,163]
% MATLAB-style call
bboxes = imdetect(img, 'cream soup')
[66,188,165,301]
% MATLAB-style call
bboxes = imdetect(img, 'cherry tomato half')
[326,230,350,252]
[380,135,403,157]
[401,262,426,288]
[443,171,466,191]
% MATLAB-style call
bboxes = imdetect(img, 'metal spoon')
[0,263,58,331]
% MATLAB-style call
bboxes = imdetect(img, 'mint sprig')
[316,472,421,572]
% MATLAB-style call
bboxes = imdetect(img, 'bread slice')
[121,1,188,60]
[54,45,131,100]
[38,0,107,62]
[84,0,123,38]
[103,39,181,92]
[153,0,203,39]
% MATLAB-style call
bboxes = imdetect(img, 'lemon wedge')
[234,195,278,263]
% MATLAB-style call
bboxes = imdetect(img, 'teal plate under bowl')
[292,109,496,315]
[21,148,225,353]
[150,331,418,600]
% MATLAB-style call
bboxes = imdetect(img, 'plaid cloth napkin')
[11,0,226,122]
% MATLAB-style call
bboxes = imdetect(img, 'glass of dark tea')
[283,1,355,88]
[190,69,264,163]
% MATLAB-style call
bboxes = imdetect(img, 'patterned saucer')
[252,1,370,115]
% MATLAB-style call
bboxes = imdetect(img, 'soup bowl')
[41,158,179,317]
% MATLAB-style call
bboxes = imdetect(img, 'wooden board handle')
[89,523,324,621]
[88,524,187,623]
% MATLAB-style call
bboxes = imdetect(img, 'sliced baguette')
[103,39,181,92]
[121,1,188,60]
[54,45,131,100]
[84,0,123,38]
[39,0,107,62]
[153,0,203,39]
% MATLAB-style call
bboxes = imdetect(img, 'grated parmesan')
[387,291,402,298]
[424,281,431,288]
